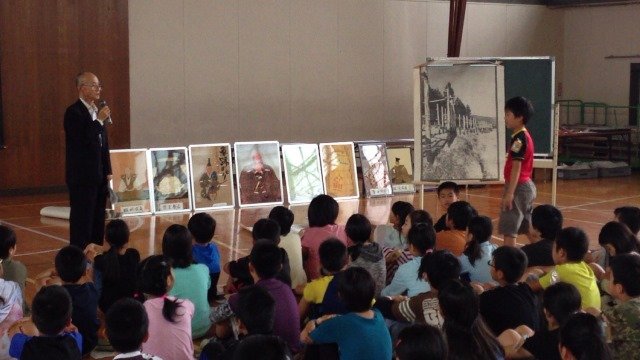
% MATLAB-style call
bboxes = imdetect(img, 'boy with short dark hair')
[435,201,477,256]
[499,96,537,247]
[55,245,99,356]
[614,206,640,235]
[9,285,82,360]
[301,267,393,360]
[479,246,539,335]
[434,181,460,232]
[188,212,222,301]
[105,298,162,360]
[602,253,640,358]
[225,218,291,292]
[269,206,307,289]
[528,227,600,310]
[346,214,385,296]
[299,238,348,320]
[521,204,563,267]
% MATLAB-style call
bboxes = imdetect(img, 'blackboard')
[502,58,555,156]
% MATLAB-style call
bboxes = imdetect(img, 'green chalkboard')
[502,58,554,156]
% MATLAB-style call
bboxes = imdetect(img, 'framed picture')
[147,147,192,214]
[282,144,324,204]
[319,142,359,200]
[358,143,393,198]
[234,141,284,207]
[109,149,152,216]
[414,61,506,182]
[188,144,234,210]
[386,147,416,193]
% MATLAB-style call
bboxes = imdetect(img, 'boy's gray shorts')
[498,180,536,237]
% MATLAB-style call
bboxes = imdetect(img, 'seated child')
[381,223,434,297]
[438,280,504,360]
[479,246,539,335]
[459,215,497,283]
[233,334,291,360]
[269,206,307,289]
[301,267,393,360]
[522,282,581,360]
[601,253,640,357]
[559,313,612,360]
[226,218,291,291]
[615,206,640,236]
[521,204,563,267]
[9,285,82,359]
[395,324,448,360]
[0,270,23,359]
[528,227,601,310]
[188,213,222,301]
[376,250,460,328]
[0,226,27,312]
[139,255,194,360]
[373,201,414,249]
[384,210,432,284]
[162,224,211,338]
[230,241,301,354]
[436,201,477,257]
[598,221,638,267]
[301,195,349,280]
[94,219,141,313]
[433,181,459,232]
[299,239,348,320]
[55,246,99,355]
[105,298,162,360]
[346,214,385,296]
[202,285,277,360]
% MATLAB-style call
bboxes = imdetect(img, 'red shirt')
[504,128,534,183]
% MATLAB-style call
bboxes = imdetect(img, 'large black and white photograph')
[415,63,505,182]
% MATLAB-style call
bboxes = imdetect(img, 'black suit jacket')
[64,99,112,186]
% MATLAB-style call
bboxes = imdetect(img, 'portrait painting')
[386,147,416,194]
[147,147,192,214]
[234,141,284,207]
[188,144,234,210]
[415,62,505,182]
[319,142,359,200]
[109,149,152,216]
[282,144,324,204]
[358,143,393,198]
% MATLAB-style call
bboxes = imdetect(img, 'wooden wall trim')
[0,0,130,191]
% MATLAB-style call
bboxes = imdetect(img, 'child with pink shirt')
[138,255,194,360]
[301,195,349,280]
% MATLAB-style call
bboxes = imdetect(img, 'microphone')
[97,100,113,125]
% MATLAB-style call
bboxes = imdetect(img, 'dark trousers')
[68,183,108,249]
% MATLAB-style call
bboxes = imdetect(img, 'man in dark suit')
[64,72,112,249]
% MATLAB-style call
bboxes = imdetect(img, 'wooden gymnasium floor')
[1,174,638,307]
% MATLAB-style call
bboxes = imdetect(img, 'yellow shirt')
[303,275,334,304]
[539,261,601,310]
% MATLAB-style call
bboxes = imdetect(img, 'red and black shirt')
[504,127,534,183]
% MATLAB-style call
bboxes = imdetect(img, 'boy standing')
[499,96,536,247]
[188,213,222,301]
[434,182,460,232]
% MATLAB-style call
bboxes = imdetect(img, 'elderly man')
[64,72,112,248]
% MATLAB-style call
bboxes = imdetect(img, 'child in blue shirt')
[188,213,222,301]
[459,215,497,284]
[301,267,392,360]
[10,285,83,360]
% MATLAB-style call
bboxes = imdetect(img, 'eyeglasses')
[487,259,495,267]
[82,83,103,90]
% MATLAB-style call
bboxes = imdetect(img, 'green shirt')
[169,264,211,338]
[539,261,601,310]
